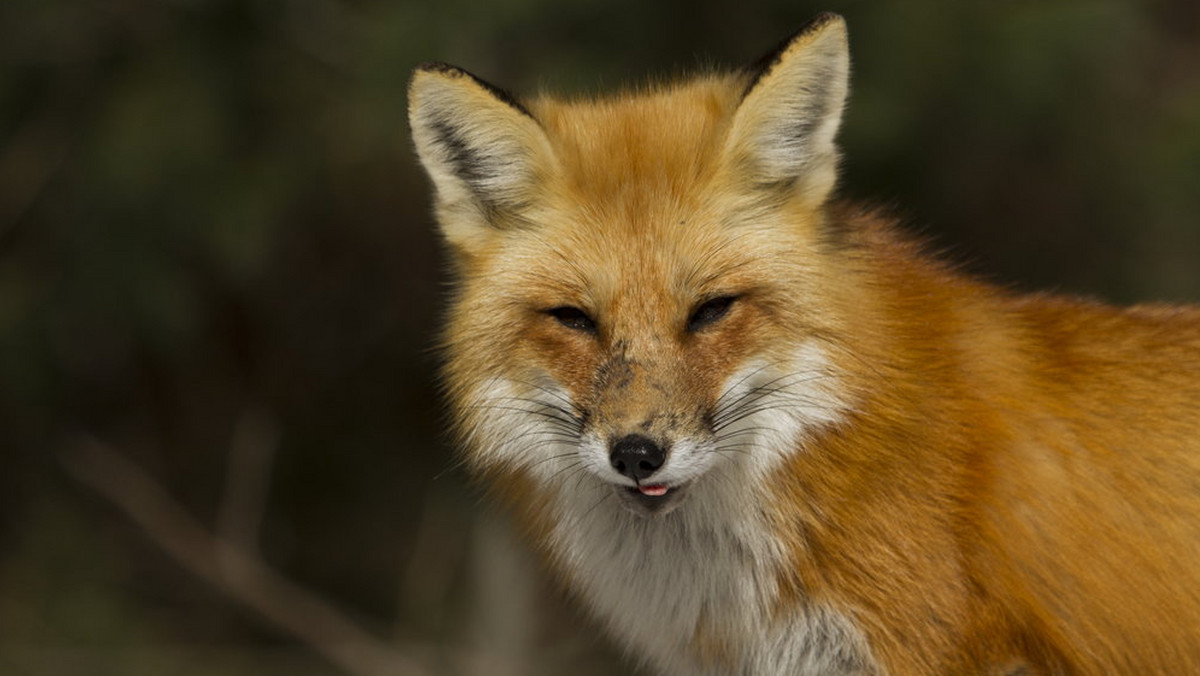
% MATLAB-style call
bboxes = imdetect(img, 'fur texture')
[409,13,1200,675]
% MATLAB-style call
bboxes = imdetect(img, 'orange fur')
[766,215,1200,673]
[409,13,1200,675]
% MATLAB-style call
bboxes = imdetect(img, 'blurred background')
[1,0,1198,674]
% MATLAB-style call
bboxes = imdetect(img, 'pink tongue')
[639,484,669,497]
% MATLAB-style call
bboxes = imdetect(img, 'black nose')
[609,435,666,481]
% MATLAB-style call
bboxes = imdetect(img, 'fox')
[407,12,1200,676]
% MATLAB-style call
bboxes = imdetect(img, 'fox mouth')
[616,482,688,515]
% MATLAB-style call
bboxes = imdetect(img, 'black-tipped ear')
[725,13,850,206]
[408,63,552,247]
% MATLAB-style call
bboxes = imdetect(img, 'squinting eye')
[548,306,597,333]
[687,295,737,332]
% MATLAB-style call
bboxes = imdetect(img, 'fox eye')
[548,306,597,333]
[687,295,737,332]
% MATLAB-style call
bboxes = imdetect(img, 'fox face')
[453,205,848,517]
[411,16,854,520]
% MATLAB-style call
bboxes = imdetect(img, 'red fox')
[408,12,1200,675]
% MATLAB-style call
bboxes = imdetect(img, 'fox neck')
[546,452,876,674]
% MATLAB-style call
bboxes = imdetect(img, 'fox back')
[408,13,1200,675]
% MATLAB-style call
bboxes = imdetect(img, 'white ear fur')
[408,64,551,248]
[725,13,850,206]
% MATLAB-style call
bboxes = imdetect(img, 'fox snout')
[608,434,667,482]
[605,432,686,514]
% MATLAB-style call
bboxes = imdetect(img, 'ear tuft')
[413,62,535,120]
[741,12,846,98]
[726,13,850,206]
[408,63,551,245]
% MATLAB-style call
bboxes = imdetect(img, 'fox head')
[410,14,855,517]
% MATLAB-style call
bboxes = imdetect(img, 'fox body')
[408,13,1200,675]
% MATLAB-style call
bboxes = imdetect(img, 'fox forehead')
[527,76,746,218]
[484,77,832,310]
[487,89,797,302]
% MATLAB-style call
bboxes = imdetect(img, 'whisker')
[711,364,804,420]
[530,450,582,468]
[711,445,754,458]
[465,403,583,431]
[579,489,614,522]
[713,360,779,410]
[712,425,781,440]
[712,370,832,423]
[505,377,586,415]
[714,385,835,425]
[713,399,835,433]
[566,465,596,493]
[490,395,584,423]
[548,459,586,482]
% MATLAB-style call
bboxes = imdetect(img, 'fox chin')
[409,12,1200,676]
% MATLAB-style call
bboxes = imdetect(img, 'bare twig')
[60,439,434,676]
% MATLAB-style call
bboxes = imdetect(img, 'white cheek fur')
[460,376,584,483]
[708,340,850,480]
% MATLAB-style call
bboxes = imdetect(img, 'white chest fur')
[548,477,875,675]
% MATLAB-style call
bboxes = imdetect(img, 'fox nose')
[609,435,666,481]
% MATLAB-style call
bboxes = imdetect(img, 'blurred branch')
[216,407,279,555]
[60,438,434,676]
[397,484,467,639]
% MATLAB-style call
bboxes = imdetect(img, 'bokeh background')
[2,0,1198,674]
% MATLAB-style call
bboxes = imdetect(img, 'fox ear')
[408,63,551,247]
[725,13,850,207]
